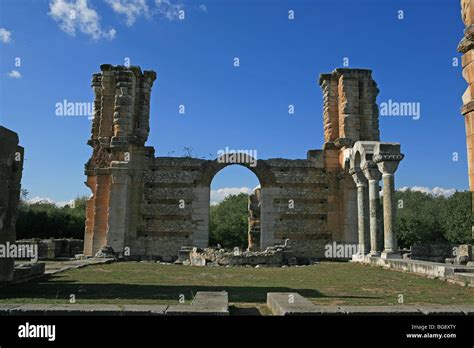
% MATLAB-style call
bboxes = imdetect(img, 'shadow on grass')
[0,275,382,303]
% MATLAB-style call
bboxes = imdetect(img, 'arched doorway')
[196,154,276,251]
[209,165,260,250]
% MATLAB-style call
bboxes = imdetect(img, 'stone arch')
[350,141,379,171]
[194,155,277,251]
[208,163,262,249]
[197,155,276,188]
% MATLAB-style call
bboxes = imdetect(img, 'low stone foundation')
[12,263,45,282]
[16,239,84,260]
[353,255,474,287]
[0,291,229,316]
[267,292,474,316]
[177,241,296,267]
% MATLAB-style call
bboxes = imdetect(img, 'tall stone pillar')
[458,0,474,238]
[374,143,404,259]
[0,127,24,282]
[319,68,380,147]
[319,69,381,248]
[362,161,382,256]
[248,188,261,251]
[84,64,156,256]
[459,0,474,190]
[350,168,369,256]
[83,175,97,255]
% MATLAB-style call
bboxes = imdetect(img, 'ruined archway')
[83,64,404,262]
[199,154,276,252]
[209,163,261,250]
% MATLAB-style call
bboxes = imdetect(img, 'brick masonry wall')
[128,154,341,260]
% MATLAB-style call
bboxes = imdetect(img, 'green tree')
[439,191,472,244]
[209,193,249,249]
[395,189,472,248]
[16,194,87,240]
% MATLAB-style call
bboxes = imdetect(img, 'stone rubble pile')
[94,245,116,259]
[176,240,297,267]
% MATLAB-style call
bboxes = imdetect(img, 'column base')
[381,251,401,260]
[369,251,381,257]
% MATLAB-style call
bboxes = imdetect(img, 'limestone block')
[267,292,324,316]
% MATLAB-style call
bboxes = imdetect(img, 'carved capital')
[374,154,403,176]
[350,167,368,187]
[373,153,404,163]
[361,160,382,181]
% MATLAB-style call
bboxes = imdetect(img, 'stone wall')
[128,154,341,261]
[16,239,84,259]
[83,65,397,262]
[130,157,209,261]
[0,127,24,282]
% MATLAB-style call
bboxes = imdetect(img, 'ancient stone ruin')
[247,187,261,251]
[15,238,83,260]
[0,126,24,281]
[83,65,404,262]
[178,240,296,267]
[458,0,474,238]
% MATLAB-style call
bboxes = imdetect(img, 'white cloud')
[106,0,150,26]
[27,196,75,208]
[0,28,12,43]
[398,186,457,197]
[154,0,183,20]
[210,187,251,205]
[48,0,116,40]
[7,70,22,78]
[199,4,207,13]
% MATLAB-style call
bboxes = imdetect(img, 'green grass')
[1,262,473,307]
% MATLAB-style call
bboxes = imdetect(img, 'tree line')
[16,190,87,240]
[15,189,472,248]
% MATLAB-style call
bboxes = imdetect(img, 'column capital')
[361,160,382,181]
[349,167,368,187]
[373,142,404,175]
[374,153,404,175]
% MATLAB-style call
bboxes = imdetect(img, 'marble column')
[374,150,404,259]
[350,168,369,256]
[362,160,382,256]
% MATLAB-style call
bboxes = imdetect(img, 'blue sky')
[0,0,469,204]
